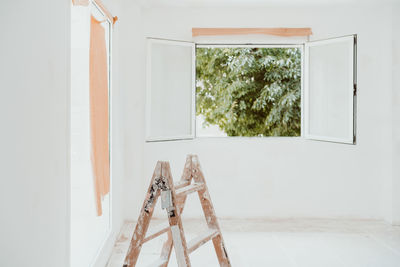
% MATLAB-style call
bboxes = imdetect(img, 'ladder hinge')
[161,189,173,210]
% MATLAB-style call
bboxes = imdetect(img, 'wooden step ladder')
[123,155,231,267]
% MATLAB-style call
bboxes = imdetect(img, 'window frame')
[145,35,357,144]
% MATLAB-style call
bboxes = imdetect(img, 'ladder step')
[175,183,205,197]
[174,180,190,190]
[143,221,170,243]
[187,228,219,254]
[146,257,168,267]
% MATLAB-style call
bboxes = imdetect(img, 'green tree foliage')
[196,47,301,136]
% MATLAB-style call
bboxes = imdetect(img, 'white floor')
[107,218,400,267]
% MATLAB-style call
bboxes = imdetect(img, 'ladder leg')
[160,231,173,267]
[162,162,192,267]
[191,156,231,267]
[211,235,231,267]
[159,156,193,267]
[124,162,163,267]
[160,194,189,267]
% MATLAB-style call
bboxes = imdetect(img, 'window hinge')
[353,83,357,96]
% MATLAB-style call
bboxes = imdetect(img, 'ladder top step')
[187,228,219,254]
[145,257,168,267]
[175,183,205,197]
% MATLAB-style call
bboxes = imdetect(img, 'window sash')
[146,38,196,141]
[304,35,356,144]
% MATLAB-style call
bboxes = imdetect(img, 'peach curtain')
[90,15,110,216]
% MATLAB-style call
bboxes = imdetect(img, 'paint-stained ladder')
[123,155,231,267]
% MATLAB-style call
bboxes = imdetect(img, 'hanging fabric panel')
[89,15,110,216]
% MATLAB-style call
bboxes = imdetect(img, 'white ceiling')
[137,0,397,8]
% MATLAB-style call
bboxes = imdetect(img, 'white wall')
[121,5,395,221]
[0,1,70,266]
[115,1,148,225]
[392,3,400,225]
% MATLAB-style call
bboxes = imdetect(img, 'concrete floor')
[107,218,400,267]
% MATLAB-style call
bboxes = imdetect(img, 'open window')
[146,39,195,141]
[145,35,357,144]
[304,35,357,144]
[195,44,302,137]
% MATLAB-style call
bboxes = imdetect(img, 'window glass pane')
[147,40,194,140]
